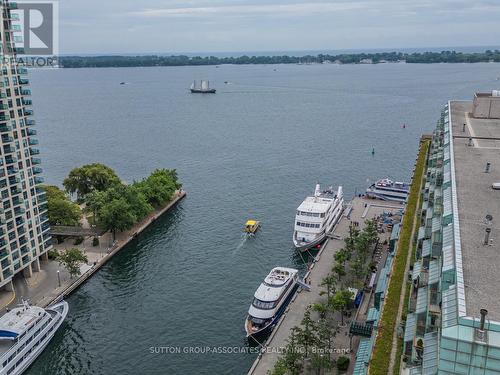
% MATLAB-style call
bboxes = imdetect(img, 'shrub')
[48,249,59,260]
[73,236,84,245]
[337,356,350,372]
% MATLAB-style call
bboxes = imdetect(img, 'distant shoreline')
[58,50,500,68]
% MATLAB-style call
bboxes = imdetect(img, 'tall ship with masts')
[190,80,216,94]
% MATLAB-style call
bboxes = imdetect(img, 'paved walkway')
[0,191,186,310]
[248,197,403,375]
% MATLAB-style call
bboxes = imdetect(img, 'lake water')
[25,62,499,374]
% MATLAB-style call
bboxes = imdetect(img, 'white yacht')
[245,267,299,339]
[0,300,69,375]
[366,178,409,203]
[293,184,344,252]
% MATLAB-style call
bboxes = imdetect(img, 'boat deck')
[247,197,403,375]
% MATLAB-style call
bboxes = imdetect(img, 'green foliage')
[59,50,500,69]
[57,248,88,278]
[135,169,180,207]
[330,289,353,325]
[43,185,82,226]
[47,248,59,260]
[337,356,350,372]
[73,236,84,245]
[369,140,430,375]
[99,198,137,240]
[63,163,121,200]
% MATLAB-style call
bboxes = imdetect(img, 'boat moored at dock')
[293,184,344,252]
[365,178,409,202]
[245,267,299,339]
[0,300,69,375]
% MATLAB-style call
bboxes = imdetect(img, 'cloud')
[130,2,368,18]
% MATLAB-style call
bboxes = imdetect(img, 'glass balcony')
[32,167,43,174]
[0,104,9,110]
[19,78,29,85]
[5,156,17,164]
[14,47,25,54]
[24,109,33,116]
[34,176,44,184]
[9,177,20,185]
[2,269,13,279]
[22,99,32,105]
[11,25,21,32]
[8,13,20,21]
[17,67,28,75]
[31,157,41,165]
[0,251,8,259]
[14,207,26,216]
[25,119,35,126]
[1,135,13,143]
[7,167,19,175]
[0,125,12,133]
[27,129,37,136]
[21,89,31,96]
[28,138,38,145]
[0,114,11,121]
[8,2,18,10]
[29,148,40,155]
[4,146,16,154]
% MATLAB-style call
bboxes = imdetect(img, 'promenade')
[0,190,186,311]
[247,197,403,375]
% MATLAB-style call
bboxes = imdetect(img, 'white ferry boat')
[366,178,409,203]
[245,267,299,339]
[0,300,69,375]
[293,184,344,252]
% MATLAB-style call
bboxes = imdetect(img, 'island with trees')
[58,50,500,68]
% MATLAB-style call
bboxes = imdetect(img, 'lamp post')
[57,270,61,288]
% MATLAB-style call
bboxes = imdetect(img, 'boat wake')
[233,235,248,255]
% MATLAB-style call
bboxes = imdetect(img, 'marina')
[22,63,499,374]
[248,197,404,375]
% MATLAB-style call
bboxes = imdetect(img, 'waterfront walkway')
[247,197,403,375]
[0,190,186,311]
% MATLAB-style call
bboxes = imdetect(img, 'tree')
[136,169,179,207]
[63,163,121,201]
[319,274,337,300]
[99,198,137,241]
[294,309,318,358]
[330,289,353,325]
[57,248,88,278]
[332,262,346,283]
[43,185,82,226]
[84,190,107,223]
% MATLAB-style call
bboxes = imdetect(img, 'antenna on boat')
[314,183,321,198]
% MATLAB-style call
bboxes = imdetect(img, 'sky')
[58,0,500,54]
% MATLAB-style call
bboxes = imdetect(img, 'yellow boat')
[244,220,260,234]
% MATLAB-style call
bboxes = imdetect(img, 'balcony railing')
[0,125,12,133]
[21,89,31,96]
[34,176,44,184]
[28,138,38,145]
[18,78,29,85]
[31,157,41,165]
[27,129,36,136]
[22,99,32,105]
[29,148,40,155]
[25,119,35,126]
[24,109,33,116]
[32,167,43,174]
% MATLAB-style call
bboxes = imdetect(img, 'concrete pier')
[247,197,403,375]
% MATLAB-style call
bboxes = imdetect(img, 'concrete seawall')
[40,190,187,308]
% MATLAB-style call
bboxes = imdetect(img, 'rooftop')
[450,100,500,321]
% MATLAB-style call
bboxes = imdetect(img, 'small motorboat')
[244,220,260,234]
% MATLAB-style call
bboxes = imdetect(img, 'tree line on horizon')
[59,50,500,68]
